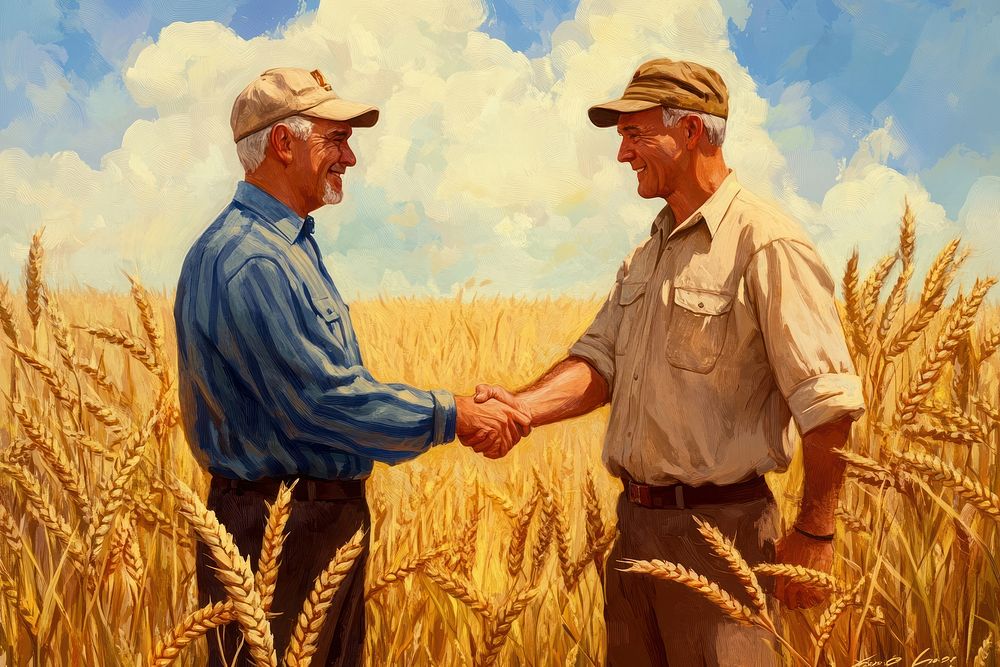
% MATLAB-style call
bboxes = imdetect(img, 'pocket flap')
[619,281,647,305]
[672,287,732,315]
[310,295,341,323]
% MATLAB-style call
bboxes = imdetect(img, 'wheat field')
[0,204,998,666]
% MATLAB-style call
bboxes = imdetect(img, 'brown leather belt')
[211,475,366,501]
[624,475,771,509]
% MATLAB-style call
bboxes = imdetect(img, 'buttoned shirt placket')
[621,207,711,482]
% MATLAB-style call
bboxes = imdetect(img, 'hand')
[455,395,531,459]
[773,528,835,609]
[473,383,533,419]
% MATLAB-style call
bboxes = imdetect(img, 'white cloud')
[0,0,994,301]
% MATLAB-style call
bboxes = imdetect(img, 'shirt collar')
[653,171,741,239]
[233,181,312,244]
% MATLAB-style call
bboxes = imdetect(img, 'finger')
[471,431,499,454]
[465,428,491,447]
[474,384,495,403]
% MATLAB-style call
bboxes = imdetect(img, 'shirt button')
[667,245,673,251]
[698,302,704,308]
[626,431,632,438]
[327,307,334,314]
[633,373,639,381]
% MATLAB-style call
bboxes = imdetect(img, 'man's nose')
[617,142,634,163]
[341,142,357,168]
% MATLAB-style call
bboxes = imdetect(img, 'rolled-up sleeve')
[569,263,625,389]
[745,239,865,435]
[216,257,456,462]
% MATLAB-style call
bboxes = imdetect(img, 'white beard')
[323,181,343,205]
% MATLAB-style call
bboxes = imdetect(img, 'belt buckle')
[306,480,318,501]
[674,485,685,510]
[628,482,652,507]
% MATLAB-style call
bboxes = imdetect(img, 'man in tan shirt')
[473,58,865,665]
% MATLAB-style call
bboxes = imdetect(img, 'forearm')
[515,356,609,426]
[794,415,853,534]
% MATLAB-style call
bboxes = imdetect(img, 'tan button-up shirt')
[571,173,864,486]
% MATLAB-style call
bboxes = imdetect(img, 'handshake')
[454,384,532,459]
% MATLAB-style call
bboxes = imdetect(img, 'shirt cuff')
[787,373,866,435]
[568,339,615,391]
[430,389,457,445]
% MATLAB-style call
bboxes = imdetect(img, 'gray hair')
[236,115,315,173]
[662,107,726,146]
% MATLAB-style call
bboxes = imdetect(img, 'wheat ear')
[256,480,296,613]
[693,516,769,615]
[424,564,494,619]
[24,228,45,331]
[893,449,1000,521]
[148,600,237,666]
[0,280,19,345]
[367,543,449,597]
[476,585,539,667]
[752,564,847,592]
[284,527,366,667]
[169,477,277,667]
[974,632,994,667]
[619,559,757,627]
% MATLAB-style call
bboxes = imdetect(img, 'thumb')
[474,384,496,403]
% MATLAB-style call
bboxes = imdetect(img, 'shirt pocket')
[664,285,734,373]
[615,281,647,357]
[308,295,347,349]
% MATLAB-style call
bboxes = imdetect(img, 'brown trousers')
[196,483,369,667]
[605,491,784,666]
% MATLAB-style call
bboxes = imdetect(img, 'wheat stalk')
[0,500,23,551]
[367,544,449,597]
[256,481,296,614]
[46,298,76,372]
[87,410,160,585]
[564,526,616,591]
[859,253,897,336]
[24,228,45,331]
[476,585,539,667]
[0,559,38,637]
[77,325,162,376]
[842,250,866,355]
[0,461,85,564]
[169,477,277,667]
[893,449,1000,521]
[752,564,847,592]
[11,401,90,521]
[506,487,541,578]
[897,278,997,423]
[694,516,769,615]
[899,199,916,268]
[0,280,19,345]
[284,527,366,667]
[148,600,237,666]
[424,564,494,619]
[887,238,961,358]
[619,559,758,627]
[6,344,78,411]
[813,579,864,663]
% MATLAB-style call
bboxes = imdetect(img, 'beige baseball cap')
[588,58,728,127]
[230,67,379,142]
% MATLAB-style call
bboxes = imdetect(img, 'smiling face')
[286,116,357,212]
[616,106,690,200]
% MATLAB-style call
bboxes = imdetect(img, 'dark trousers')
[196,482,369,667]
[604,492,784,666]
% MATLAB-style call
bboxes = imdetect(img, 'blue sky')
[1,0,997,295]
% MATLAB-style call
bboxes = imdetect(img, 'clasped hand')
[454,384,530,459]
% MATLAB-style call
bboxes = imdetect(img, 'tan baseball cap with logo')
[588,58,728,127]
[230,67,379,142]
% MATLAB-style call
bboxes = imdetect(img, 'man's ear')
[268,124,295,166]
[682,115,704,150]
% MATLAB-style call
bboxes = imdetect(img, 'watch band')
[794,525,835,541]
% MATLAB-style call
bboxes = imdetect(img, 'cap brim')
[588,98,660,127]
[304,97,380,128]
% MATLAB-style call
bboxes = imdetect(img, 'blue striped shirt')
[174,181,457,480]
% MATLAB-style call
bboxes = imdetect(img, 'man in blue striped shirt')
[174,67,529,667]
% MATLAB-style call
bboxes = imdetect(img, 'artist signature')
[852,650,958,666]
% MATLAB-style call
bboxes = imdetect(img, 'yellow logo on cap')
[310,69,332,91]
